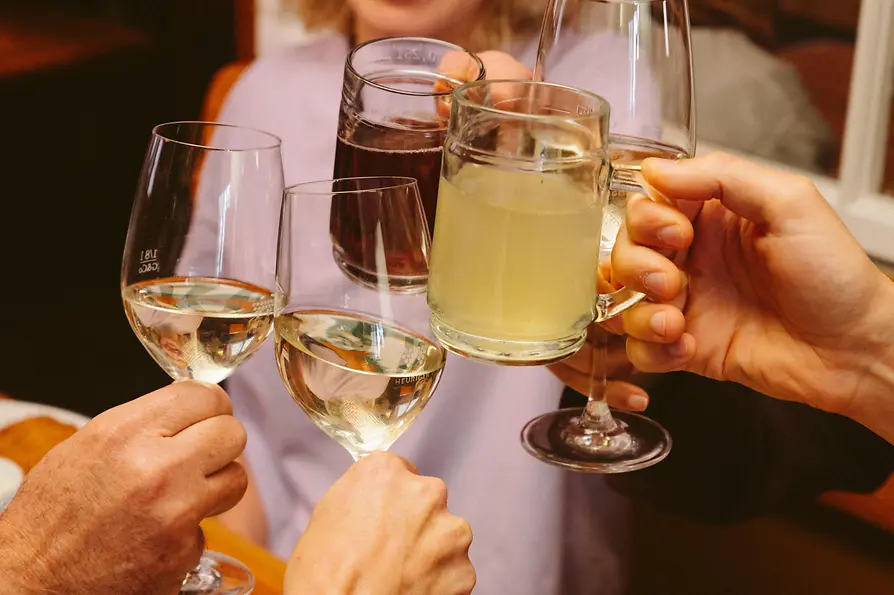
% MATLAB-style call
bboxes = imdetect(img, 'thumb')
[641,152,828,231]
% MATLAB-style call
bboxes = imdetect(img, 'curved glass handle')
[596,166,677,323]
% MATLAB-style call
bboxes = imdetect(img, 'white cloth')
[215,33,629,595]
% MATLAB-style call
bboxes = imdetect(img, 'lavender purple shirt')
[215,33,632,595]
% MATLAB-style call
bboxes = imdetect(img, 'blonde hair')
[289,0,548,52]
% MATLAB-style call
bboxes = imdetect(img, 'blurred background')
[0,0,891,592]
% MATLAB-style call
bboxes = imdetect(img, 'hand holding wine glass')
[614,152,894,444]
[285,452,475,595]
[121,121,284,594]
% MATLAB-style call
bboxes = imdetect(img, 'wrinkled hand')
[614,152,894,422]
[0,381,248,595]
[286,452,475,595]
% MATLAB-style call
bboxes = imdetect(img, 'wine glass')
[121,121,284,593]
[274,177,446,461]
[521,0,695,472]
[332,36,484,291]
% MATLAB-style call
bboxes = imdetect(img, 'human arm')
[601,374,894,522]
[0,381,247,595]
[613,152,894,445]
[284,452,475,595]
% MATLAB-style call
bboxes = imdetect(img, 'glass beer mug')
[331,37,484,293]
[427,79,644,365]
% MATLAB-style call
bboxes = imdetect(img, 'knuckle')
[454,561,477,595]
[223,462,250,500]
[125,449,173,495]
[85,411,130,446]
[365,451,410,475]
[419,476,448,506]
[193,382,233,415]
[365,450,395,467]
[219,415,248,452]
[167,381,232,416]
[449,517,474,549]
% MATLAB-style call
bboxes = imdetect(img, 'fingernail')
[656,225,683,247]
[649,311,667,336]
[666,337,688,358]
[642,272,668,296]
[628,395,649,411]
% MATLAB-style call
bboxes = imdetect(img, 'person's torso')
[218,34,628,595]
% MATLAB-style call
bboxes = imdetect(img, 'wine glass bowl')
[121,122,283,386]
[274,177,446,461]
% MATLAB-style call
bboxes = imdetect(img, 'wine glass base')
[521,408,671,473]
[429,314,585,366]
[180,551,254,595]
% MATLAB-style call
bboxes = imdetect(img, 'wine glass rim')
[452,79,611,122]
[152,121,283,152]
[285,176,420,196]
[347,36,486,97]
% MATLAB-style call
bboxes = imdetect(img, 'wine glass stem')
[577,328,620,435]
[181,556,221,592]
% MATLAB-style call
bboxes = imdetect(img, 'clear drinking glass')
[332,36,485,291]
[428,79,642,365]
[122,121,284,594]
[274,177,446,461]
[520,0,696,472]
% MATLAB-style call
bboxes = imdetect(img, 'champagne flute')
[332,36,484,291]
[274,177,446,461]
[121,121,284,593]
[521,0,695,472]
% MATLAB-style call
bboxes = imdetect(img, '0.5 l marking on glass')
[138,249,160,275]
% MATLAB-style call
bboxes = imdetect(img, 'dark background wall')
[0,0,244,415]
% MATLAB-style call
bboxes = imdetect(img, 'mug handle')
[596,168,679,322]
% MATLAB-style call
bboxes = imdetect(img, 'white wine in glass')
[274,177,444,462]
[121,121,284,594]
[275,309,444,457]
[122,277,274,385]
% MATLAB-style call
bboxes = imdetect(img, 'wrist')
[846,277,894,445]
[285,546,358,595]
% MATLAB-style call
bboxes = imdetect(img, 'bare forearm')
[214,456,268,546]
[850,346,894,446]
[847,281,894,445]
[0,516,44,595]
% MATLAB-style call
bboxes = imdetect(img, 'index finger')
[95,381,233,437]
[641,152,824,230]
